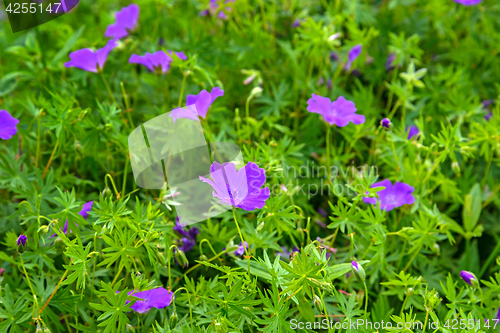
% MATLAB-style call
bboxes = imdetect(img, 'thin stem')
[401,88,408,131]
[246,96,252,140]
[233,208,250,276]
[122,157,129,197]
[478,234,500,278]
[40,267,70,313]
[20,254,37,308]
[363,281,369,321]
[35,110,43,168]
[100,71,118,106]
[42,138,60,178]
[390,132,400,170]
[174,287,194,330]
[422,310,430,333]
[111,264,124,287]
[178,73,188,107]
[326,126,331,183]
[90,234,98,303]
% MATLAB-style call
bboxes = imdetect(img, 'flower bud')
[175,249,189,268]
[102,188,113,198]
[17,235,27,253]
[452,162,460,173]
[126,324,136,333]
[406,287,414,296]
[313,295,323,310]
[351,261,366,282]
[432,243,440,255]
[38,225,49,234]
[54,237,65,253]
[43,327,52,333]
[460,270,479,288]
[381,118,391,129]
[157,252,166,266]
[169,311,178,329]
[256,222,265,232]
[199,254,208,262]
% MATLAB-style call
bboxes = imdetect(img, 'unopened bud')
[406,287,414,296]
[38,225,49,234]
[102,188,113,198]
[126,324,136,333]
[174,249,189,268]
[169,311,178,329]
[451,162,460,173]
[351,261,366,282]
[313,295,323,310]
[157,252,166,266]
[256,222,265,232]
[432,243,440,255]
[199,254,208,262]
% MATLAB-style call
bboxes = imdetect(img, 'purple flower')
[317,208,327,217]
[406,125,420,140]
[129,51,172,74]
[276,246,299,261]
[64,40,117,73]
[173,87,224,119]
[497,307,500,320]
[363,179,415,211]
[485,112,493,121]
[292,19,302,28]
[330,52,339,62]
[129,287,174,313]
[351,261,359,272]
[173,217,199,253]
[452,0,482,5]
[105,4,140,40]
[460,270,478,286]
[386,53,396,71]
[50,201,93,238]
[345,44,362,71]
[307,94,365,127]
[167,50,188,60]
[381,118,391,129]
[199,161,270,211]
[201,0,235,19]
[234,241,248,256]
[351,260,366,280]
[0,110,19,140]
[17,235,27,247]
[326,79,332,90]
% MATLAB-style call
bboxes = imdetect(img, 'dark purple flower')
[363,179,415,211]
[64,40,117,73]
[497,307,500,320]
[50,201,93,238]
[307,94,365,127]
[386,53,396,71]
[172,87,224,120]
[292,19,302,28]
[351,261,359,272]
[17,235,27,247]
[129,51,172,74]
[330,52,339,62]
[482,99,494,108]
[485,112,493,121]
[460,270,478,286]
[105,4,140,40]
[173,217,199,253]
[452,0,482,5]
[129,287,174,313]
[199,161,270,211]
[406,125,420,140]
[0,110,19,140]
[345,44,362,71]
[381,118,391,129]
[234,241,248,256]
[317,208,327,217]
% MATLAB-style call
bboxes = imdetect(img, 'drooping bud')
[381,118,391,129]
[199,254,208,262]
[351,261,366,282]
[432,243,440,255]
[256,221,265,232]
[460,270,479,288]
[102,188,113,198]
[17,235,27,253]
[169,311,178,329]
[174,249,189,268]
[125,323,136,332]
[38,225,49,234]
[157,252,166,266]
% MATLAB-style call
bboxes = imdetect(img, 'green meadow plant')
[1,0,500,332]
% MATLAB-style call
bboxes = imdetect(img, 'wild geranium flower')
[363,179,415,211]
[50,201,93,238]
[167,50,188,60]
[406,125,420,140]
[64,40,118,73]
[128,287,174,313]
[345,44,362,71]
[460,270,479,287]
[307,94,365,127]
[234,241,248,256]
[129,51,172,74]
[173,217,199,253]
[381,118,391,129]
[173,87,224,119]
[200,161,270,211]
[452,0,482,5]
[0,110,19,140]
[105,4,140,39]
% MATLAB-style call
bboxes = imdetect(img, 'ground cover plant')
[1,0,500,332]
